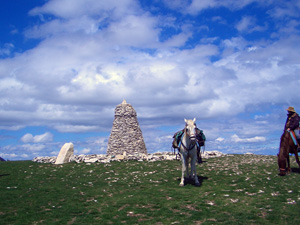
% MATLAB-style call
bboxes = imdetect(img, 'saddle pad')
[295,130,300,139]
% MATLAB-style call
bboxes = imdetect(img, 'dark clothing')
[284,112,300,131]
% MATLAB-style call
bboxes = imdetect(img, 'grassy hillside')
[1,154,300,224]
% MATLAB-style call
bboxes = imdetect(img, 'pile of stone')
[32,151,225,164]
[202,150,226,158]
[106,100,147,156]
[33,156,57,163]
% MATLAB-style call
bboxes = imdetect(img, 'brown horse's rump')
[278,131,300,176]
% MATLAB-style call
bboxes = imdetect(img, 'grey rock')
[55,143,74,164]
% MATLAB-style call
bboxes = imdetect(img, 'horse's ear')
[193,118,196,123]
[184,119,187,123]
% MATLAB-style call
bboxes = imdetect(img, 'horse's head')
[277,153,287,176]
[184,118,197,141]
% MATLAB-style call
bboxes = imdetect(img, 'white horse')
[179,118,200,187]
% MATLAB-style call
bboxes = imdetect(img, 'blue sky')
[1,0,300,160]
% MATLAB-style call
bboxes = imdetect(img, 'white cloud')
[20,154,29,158]
[81,148,91,154]
[21,132,53,143]
[216,137,224,142]
[183,0,260,15]
[0,43,14,56]
[0,153,18,159]
[25,17,99,38]
[21,134,34,143]
[1,1,296,133]
[0,125,25,131]
[106,14,160,47]
[50,151,59,156]
[29,0,139,20]
[236,16,265,33]
[231,134,266,143]
[21,144,46,152]
[267,0,300,19]
[54,125,101,133]
[34,132,53,143]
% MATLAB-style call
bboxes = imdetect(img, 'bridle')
[181,124,197,151]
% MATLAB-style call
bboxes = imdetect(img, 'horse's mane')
[280,131,289,146]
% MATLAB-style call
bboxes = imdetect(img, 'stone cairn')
[106,100,147,158]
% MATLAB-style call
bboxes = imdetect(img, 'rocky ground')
[32,150,226,164]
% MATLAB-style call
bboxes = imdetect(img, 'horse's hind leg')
[294,152,300,168]
[191,155,200,186]
[185,158,190,182]
[287,155,291,174]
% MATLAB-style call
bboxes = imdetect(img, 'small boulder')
[85,158,98,163]
[116,155,125,160]
[55,143,74,164]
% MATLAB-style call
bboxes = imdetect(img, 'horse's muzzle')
[190,135,196,141]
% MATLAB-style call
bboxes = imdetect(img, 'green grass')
[1,154,300,224]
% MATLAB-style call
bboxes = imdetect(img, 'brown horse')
[277,131,300,176]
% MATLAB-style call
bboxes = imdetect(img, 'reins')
[180,127,196,151]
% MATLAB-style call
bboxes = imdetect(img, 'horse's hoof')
[279,171,286,176]
[179,183,184,187]
[195,182,200,187]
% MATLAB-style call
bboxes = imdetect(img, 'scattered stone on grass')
[33,151,225,164]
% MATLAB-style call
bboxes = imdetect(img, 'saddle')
[295,130,300,140]
[172,128,206,163]
[172,128,206,148]
[172,130,183,149]
[196,128,206,146]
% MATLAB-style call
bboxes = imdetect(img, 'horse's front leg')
[294,152,300,168]
[191,152,200,186]
[180,153,187,186]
